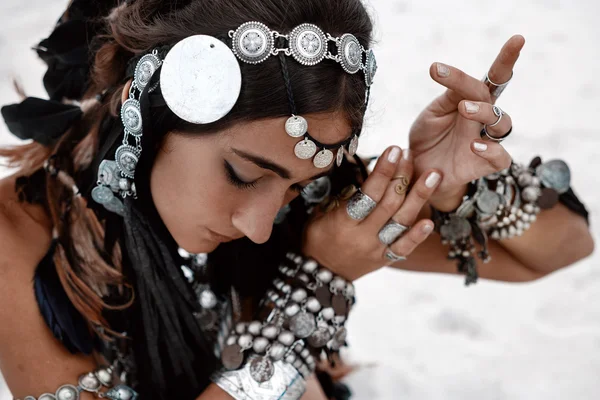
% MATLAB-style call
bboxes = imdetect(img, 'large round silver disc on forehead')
[161,35,242,124]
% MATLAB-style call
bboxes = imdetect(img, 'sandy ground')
[1,0,599,399]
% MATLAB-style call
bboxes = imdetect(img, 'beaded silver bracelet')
[15,366,138,400]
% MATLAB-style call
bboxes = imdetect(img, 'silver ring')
[488,105,504,127]
[346,189,377,221]
[378,220,410,245]
[482,71,513,98]
[384,249,407,263]
[480,125,512,143]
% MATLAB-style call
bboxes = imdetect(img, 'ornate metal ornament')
[285,115,308,138]
[91,186,114,205]
[289,311,316,339]
[348,135,359,156]
[104,385,138,400]
[307,326,331,348]
[338,34,363,74]
[313,149,334,169]
[336,146,345,167]
[120,99,143,137]
[133,53,161,92]
[294,138,317,160]
[440,215,472,241]
[231,21,274,64]
[222,344,245,370]
[364,49,377,86]
[476,190,502,215]
[289,24,328,66]
[249,355,275,383]
[536,159,571,194]
[115,145,140,179]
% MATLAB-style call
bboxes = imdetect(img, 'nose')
[231,192,285,244]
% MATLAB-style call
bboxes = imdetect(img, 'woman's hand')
[302,147,442,282]
[409,35,525,212]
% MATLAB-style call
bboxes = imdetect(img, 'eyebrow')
[232,148,332,182]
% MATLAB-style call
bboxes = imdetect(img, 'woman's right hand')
[302,146,443,282]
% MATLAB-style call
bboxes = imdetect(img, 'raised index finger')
[487,35,526,97]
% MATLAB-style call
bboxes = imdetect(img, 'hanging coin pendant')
[332,294,348,316]
[98,160,121,192]
[440,216,472,241]
[536,160,571,194]
[348,135,359,156]
[104,197,126,217]
[79,372,101,392]
[336,146,345,167]
[56,384,79,400]
[313,149,334,169]
[121,99,143,137]
[285,115,308,138]
[289,311,316,339]
[221,344,244,370]
[477,190,502,215]
[92,185,114,205]
[315,286,332,308]
[294,138,317,160]
[307,326,332,348]
[134,53,161,92]
[249,355,275,383]
[115,145,140,179]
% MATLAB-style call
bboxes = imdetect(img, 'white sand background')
[1,0,599,399]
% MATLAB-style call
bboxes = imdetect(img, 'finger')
[363,149,414,230]
[384,219,435,263]
[430,62,491,104]
[459,101,513,138]
[487,35,525,96]
[471,140,512,173]
[393,170,442,228]
[357,146,402,207]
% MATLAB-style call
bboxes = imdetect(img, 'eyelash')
[224,161,307,194]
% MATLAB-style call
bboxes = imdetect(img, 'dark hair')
[1,0,373,398]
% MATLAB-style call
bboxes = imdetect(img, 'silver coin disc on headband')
[134,53,161,92]
[285,115,308,138]
[364,49,377,86]
[289,23,328,66]
[161,35,242,124]
[336,146,344,167]
[115,145,140,179]
[92,185,114,205]
[338,34,363,74]
[294,138,317,160]
[313,149,334,169]
[121,99,143,137]
[231,21,274,64]
[536,159,571,194]
[348,135,359,156]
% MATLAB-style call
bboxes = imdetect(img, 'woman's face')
[150,113,351,254]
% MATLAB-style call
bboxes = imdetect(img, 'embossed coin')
[348,135,359,156]
[440,216,472,241]
[364,49,377,86]
[134,53,161,92]
[121,99,143,137]
[289,312,316,338]
[249,355,275,383]
[98,160,121,192]
[115,145,140,179]
[336,146,345,167]
[307,326,332,348]
[285,115,308,138]
[313,149,334,169]
[338,33,363,74]
[536,160,571,194]
[92,186,114,205]
[231,21,274,64]
[477,190,502,215]
[221,344,244,370]
[294,138,317,160]
[289,23,327,66]
[56,384,79,400]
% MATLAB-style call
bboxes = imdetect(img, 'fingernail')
[465,101,480,114]
[437,63,450,77]
[388,147,401,163]
[422,224,434,235]
[425,172,441,188]
[474,142,488,152]
[402,148,411,161]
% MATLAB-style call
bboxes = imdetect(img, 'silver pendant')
[115,145,140,179]
[476,190,502,215]
[364,49,377,86]
[161,35,242,124]
[94,367,113,387]
[313,149,334,169]
[56,384,79,400]
[348,135,359,156]
[338,34,363,74]
[198,288,218,309]
[121,99,143,137]
[104,384,138,400]
[249,355,275,383]
[536,160,571,194]
[97,160,121,192]
[307,326,331,348]
[103,197,126,217]
[92,186,114,205]
[440,216,472,241]
[79,372,101,392]
[289,23,328,66]
[294,138,317,160]
[521,186,541,203]
[231,21,274,64]
[285,115,309,138]
[301,176,331,204]
[289,311,316,339]
[134,53,161,92]
[222,344,245,370]
[336,146,344,167]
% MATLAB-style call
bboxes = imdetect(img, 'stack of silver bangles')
[15,366,138,400]
[212,252,355,399]
[432,156,572,285]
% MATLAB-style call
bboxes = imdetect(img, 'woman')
[0,0,593,399]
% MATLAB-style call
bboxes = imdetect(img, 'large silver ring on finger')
[480,125,513,143]
[384,248,407,263]
[482,71,513,98]
[346,189,377,221]
[378,219,410,246]
[488,105,504,127]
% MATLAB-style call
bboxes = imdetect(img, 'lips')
[206,228,237,243]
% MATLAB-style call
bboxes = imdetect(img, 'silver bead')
[226,335,238,346]
[284,303,301,317]
[500,229,508,239]
[238,334,253,348]
[95,368,113,387]
[294,342,305,352]
[293,359,303,369]
[199,289,217,309]
[502,217,511,225]
[497,222,505,228]
[531,177,541,187]
[278,331,295,346]
[282,284,292,294]
[253,337,270,353]
[462,251,470,258]
[262,325,279,339]
[522,186,541,202]
[276,298,286,308]
[235,322,247,335]
[285,354,296,364]
[334,315,347,325]
[39,393,56,400]
[316,269,333,284]
[509,214,517,222]
[530,214,537,222]
[508,226,517,236]
[522,214,531,223]
[269,342,287,361]
[119,178,131,191]
[516,220,524,229]
[518,172,533,187]
[516,228,524,236]
[534,206,541,213]
[306,297,322,313]
[517,209,524,217]
[301,348,310,358]
[345,284,355,297]
[524,222,531,230]
[79,372,101,392]
[56,385,79,400]
[321,307,335,320]
[331,277,346,291]
[291,288,308,303]
[248,321,262,336]
[491,230,500,240]
[524,204,535,214]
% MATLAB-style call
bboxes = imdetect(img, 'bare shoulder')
[0,173,53,279]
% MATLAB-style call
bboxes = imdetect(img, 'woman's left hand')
[409,35,525,211]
